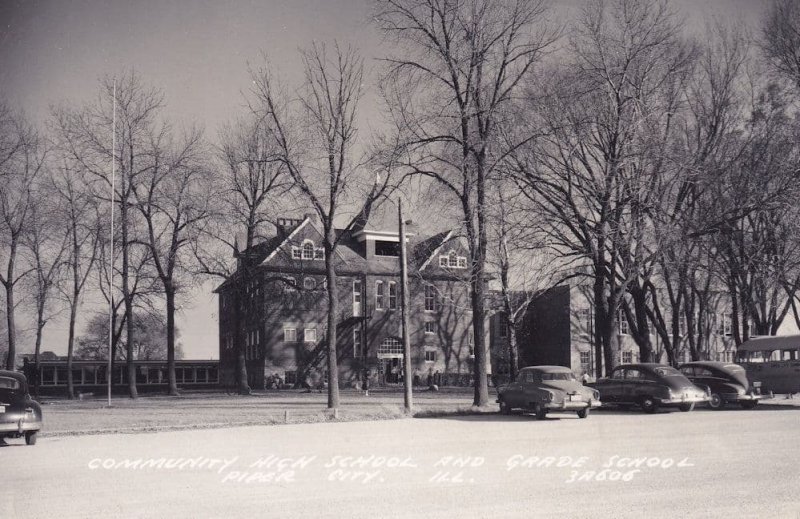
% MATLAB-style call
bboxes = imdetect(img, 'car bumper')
[658,396,709,406]
[724,393,767,402]
[545,399,602,411]
[0,415,42,434]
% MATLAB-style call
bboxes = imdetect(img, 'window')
[302,241,314,260]
[293,241,324,260]
[303,277,316,290]
[283,276,296,292]
[498,318,507,338]
[438,250,467,269]
[376,281,385,310]
[353,327,362,358]
[284,327,297,342]
[622,351,633,364]
[424,284,436,311]
[291,247,302,259]
[375,240,400,257]
[304,328,317,343]
[425,350,437,362]
[619,311,629,335]
[388,282,397,310]
[424,321,436,334]
[378,337,403,356]
[314,247,325,260]
[353,279,362,316]
[580,351,591,367]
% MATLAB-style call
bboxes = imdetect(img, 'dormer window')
[375,240,400,257]
[439,250,467,269]
[291,240,325,261]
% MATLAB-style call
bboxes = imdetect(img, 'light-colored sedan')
[497,365,602,420]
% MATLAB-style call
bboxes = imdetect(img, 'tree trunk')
[166,285,179,396]
[66,299,78,399]
[592,273,606,379]
[4,238,18,371]
[325,237,340,409]
[507,322,519,382]
[121,169,137,399]
[630,286,655,363]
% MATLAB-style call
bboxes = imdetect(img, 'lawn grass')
[37,389,500,437]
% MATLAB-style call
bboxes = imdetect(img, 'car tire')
[640,397,658,414]
[678,403,695,412]
[577,408,589,419]
[25,431,37,446]
[499,399,511,415]
[534,404,547,420]
[708,393,725,410]
[740,400,758,410]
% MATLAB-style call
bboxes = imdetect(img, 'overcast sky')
[0,0,778,359]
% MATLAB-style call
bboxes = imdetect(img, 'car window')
[611,369,625,380]
[625,369,644,380]
[523,371,536,383]
[541,372,575,381]
[654,367,682,377]
[695,368,714,377]
[0,376,20,390]
[680,366,695,376]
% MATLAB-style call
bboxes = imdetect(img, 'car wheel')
[499,399,511,415]
[577,407,589,419]
[708,393,725,410]
[25,431,38,446]
[679,403,695,412]
[640,397,658,414]
[534,404,547,420]
[740,400,758,410]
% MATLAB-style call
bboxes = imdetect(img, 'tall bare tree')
[132,125,211,395]
[0,105,45,370]
[53,71,165,398]
[193,115,291,395]
[52,160,102,398]
[250,42,393,408]
[23,184,69,395]
[375,0,557,405]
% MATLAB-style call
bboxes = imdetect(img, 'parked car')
[678,361,766,410]
[590,363,709,413]
[0,370,43,446]
[497,365,601,420]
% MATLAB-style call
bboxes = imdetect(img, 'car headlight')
[592,390,600,400]
[542,390,554,402]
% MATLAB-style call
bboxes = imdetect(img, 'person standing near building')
[363,369,370,396]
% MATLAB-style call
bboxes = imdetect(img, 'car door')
[520,370,540,408]
[623,368,648,402]
[598,368,626,402]
[502,371,525,408]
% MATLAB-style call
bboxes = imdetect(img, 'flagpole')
[107,79,116,407]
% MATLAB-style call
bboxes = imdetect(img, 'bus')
[736,336,800,395]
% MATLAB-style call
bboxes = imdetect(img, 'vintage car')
[0,370,43,445]
[678,361,766,410]
[496,365,602,420]
[590,363,709,413]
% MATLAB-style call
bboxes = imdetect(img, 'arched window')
[302,241,314,260]
[448,250,458,267]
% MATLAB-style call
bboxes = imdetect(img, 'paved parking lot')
[3,401,799,518]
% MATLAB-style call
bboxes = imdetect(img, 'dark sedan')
[679,361,765,410]
[590,363,709,413]
[0,370,43,445]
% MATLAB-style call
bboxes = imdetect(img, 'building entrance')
[377,337,404,384]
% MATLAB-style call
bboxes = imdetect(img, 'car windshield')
[653,367,682,377]
[541,372,575,381]
[0,376,21,390]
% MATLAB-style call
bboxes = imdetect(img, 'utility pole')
[107,78,116,408]
[399,200,413,413]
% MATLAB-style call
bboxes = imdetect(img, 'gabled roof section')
[261,216,311,264]
[416,230,454,271]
